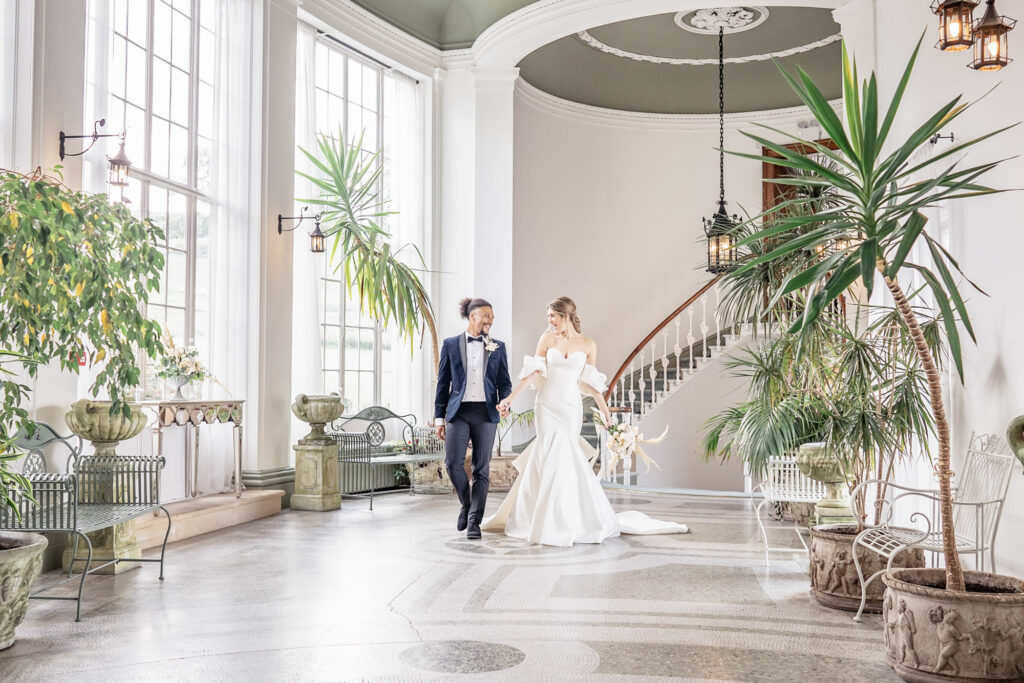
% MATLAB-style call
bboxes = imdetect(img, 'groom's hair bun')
[459,297,492,319]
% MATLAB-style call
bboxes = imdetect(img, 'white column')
[247,0,296,474]
[437,65,518,344]
[833,0,878,74]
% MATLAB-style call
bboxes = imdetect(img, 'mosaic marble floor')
[1,490,897,682]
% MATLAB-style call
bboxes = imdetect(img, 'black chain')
[718,26,725,205]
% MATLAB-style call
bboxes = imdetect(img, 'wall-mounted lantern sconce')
[278,206,325,253]
[59,118,133,186]
[970,0,1017,71]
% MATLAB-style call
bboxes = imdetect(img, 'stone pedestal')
[291,441,341,511]
[63,522,141,575]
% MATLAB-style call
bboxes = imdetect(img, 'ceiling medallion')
[675,7,770,34]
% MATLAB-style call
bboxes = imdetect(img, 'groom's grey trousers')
[445,401,495,524]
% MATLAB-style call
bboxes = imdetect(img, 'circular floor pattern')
[399,640,526,674]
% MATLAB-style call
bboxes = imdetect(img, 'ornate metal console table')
[140,399,244,499]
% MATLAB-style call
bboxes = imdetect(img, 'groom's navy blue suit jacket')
[435,333,512,424]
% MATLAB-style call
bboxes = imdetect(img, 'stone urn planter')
[290,394,344,512]
[63,399,147,574]
[796,442,854,525]
[65,399,147,456]
[0,531,47,650]
[882,568,1024,682]
[809,524,924,612]
[291,394,345,444]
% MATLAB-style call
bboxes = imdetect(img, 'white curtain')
[380,72,428,420]
[0,0,33,170]
[196,0,260,494]
[290,22,325,448]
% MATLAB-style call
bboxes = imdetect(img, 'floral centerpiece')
[155,334,209,400]
[591,408,667,478]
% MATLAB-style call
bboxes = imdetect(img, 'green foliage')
[297,132,437,367]
[0,167,165,516]
[727,38,1010,380]
[0,351,35,518]
[702,305,941,519]
[497,409,536,453]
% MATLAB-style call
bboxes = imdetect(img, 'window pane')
[199,28,215,84]
[200,0,216,31]
[359,372,374,409]
[344,371,358,409]
[167,249,187,307]
[110,37,127,100]
[323,371,339,396]
[196,136,211,194]
[323,326,340,370]
[125,103,146,167]
[113,0,128,36]
[363,70,378,112]
[360,328,374,370]
[126,42,147,107]
[347,61,362,106]
[173,0,191,18]
[150,117,170,177]
[167,307,186,345]
[344,327,358,368]
[348,102,362,140]
[329,49,344,94]
[167,190,187,249]
[170,66,190,126]
[127,0,149,46]
[172,9,191,71]
[153,2,171,60]
[149,185,168,237]
[169,123,189,184]
[197,82,213,138]
[152,58,171,120]
[324,281,340,325]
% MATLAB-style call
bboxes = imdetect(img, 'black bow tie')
[467,336,484,343]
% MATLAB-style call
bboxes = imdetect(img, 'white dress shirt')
[463,332,487,402]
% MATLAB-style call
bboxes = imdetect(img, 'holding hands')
[498,399,512,417]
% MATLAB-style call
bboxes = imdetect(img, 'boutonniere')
[484,336,499,353]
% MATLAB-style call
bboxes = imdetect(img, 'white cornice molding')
[471,68,521,90]
[473,0,847,69]
[298,0,442,78]
[515,79,841,132]
[832,0,876,25]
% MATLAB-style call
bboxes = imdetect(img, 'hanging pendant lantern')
[703,27,738,274]
[970,0,1016,70]
[932,1,980,52]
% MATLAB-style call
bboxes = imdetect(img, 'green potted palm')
[298,133,438,374]
[0,167,164,647]
[725,39,1022,680]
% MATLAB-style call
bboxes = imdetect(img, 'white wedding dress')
[482,348,688,547]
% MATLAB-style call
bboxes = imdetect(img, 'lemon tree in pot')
[0,167,164,646]
[722,39,1022,680]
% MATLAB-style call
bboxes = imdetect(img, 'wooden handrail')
[603,276,722,401]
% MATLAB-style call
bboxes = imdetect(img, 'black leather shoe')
[466,522,482,540]
[457,508,469,532]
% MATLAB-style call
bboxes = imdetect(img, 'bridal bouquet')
[591,408,668,475]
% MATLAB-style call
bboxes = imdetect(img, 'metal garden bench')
[1,422,171,621]
[752,454,830,567]
[848,432,1015,621]
[327,406,445,510]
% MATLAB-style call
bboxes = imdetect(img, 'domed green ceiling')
[349,2,842,115]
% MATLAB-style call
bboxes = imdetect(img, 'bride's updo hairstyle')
[548,296,582,334]
[459,297,492,319]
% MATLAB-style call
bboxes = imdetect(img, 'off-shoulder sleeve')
[579,364,608,393]
[520,355,547,389]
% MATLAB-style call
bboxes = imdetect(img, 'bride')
[482,296,687,546]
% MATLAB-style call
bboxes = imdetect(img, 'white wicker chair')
[752,454,830,567]
[848,433,1015,621]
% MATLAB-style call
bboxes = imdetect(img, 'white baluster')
[714,282,723,348]
[673,318,682,389]
[699,294,710,363]
[661,331,669,396]
[686,309,695,375]
[648,340,658,407]
[628,361,635,415]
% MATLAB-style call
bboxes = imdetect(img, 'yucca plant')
[726,38,1012,591]
[298,132,439,374]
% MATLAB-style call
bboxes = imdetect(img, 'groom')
[435,297,512,539]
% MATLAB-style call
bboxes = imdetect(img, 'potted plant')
[725,39,1021,680]
[0,167,165,645]
[298,132,439,374]
[155,334,211,400]
[704,308,934,610]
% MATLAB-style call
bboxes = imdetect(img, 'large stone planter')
[882,568,1024,682]
[796,442,854,525]
[64,399,147,574]
[290,394,344,512]
[809,524,924,612]
[0,531,47,650]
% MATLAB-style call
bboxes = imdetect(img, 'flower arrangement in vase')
[155,334,209,400]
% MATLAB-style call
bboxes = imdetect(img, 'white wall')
[839,1,1024,576]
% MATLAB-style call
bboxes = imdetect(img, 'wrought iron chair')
[752,454,829,567]
[848,433,1015,621]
